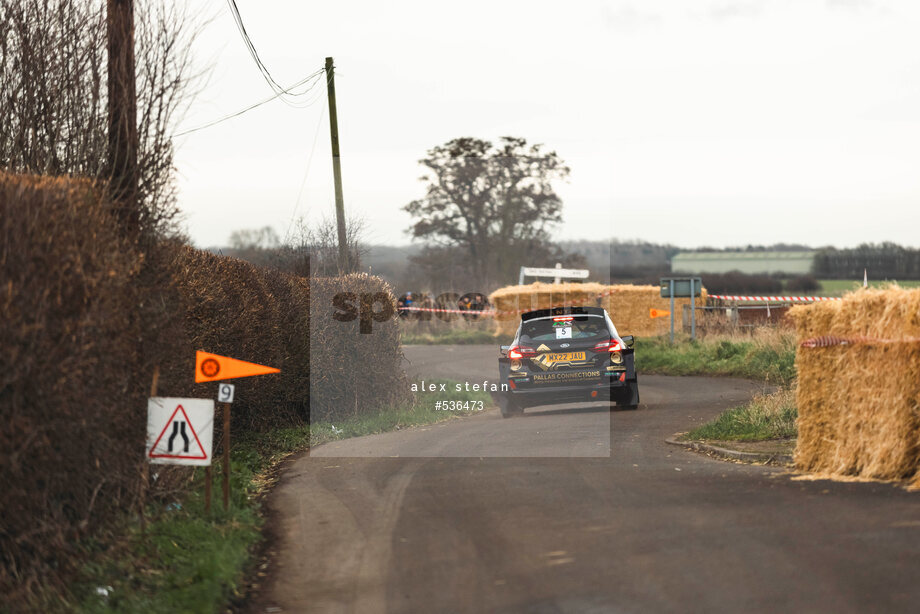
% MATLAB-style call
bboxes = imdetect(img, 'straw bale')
[789,287,920,485]
[489,282,706,339]
[599,285,707,339]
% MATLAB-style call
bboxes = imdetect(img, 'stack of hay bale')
[789,287,920,486]
[489,282,706,339]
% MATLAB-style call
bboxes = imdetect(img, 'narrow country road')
[251,346,920,614]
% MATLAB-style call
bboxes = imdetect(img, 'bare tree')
[0,0,202,237]
[291,215,367,277]
[223,217,367,278]
[229,226,282,251]
[404,137,570,287]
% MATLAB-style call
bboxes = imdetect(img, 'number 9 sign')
[217,383,235,404]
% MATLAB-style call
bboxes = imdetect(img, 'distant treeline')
[813,243,920,280]
[687,243,812,253]
[227,238,920,289]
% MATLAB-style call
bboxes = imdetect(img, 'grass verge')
[684,387,797,442]
[309,378,493,446]
[64,379,490,613]
[634,330,796,385]
[70,430,297,614]
[400,327,500,345]
[398,318,502,345]
[635,330,799,446]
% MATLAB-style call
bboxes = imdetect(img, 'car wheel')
[499,395,524,418]
[613,382,640,410]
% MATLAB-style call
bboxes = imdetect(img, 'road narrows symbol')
[167,421,190,453]
[148,404,208,460]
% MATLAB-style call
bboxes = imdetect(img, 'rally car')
[497,306,639,418]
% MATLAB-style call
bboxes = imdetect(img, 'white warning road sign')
[147,397,214,466]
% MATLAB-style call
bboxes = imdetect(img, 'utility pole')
[106,0,139,235]
[325,56,348,273]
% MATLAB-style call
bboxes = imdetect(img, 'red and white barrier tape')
[400,289,841,316]
[801,335,920,348]
[400,306,491,315]
[399,287,623,318]
[709,295,840,303]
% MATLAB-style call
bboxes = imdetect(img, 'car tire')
[499,395,524,418]
[613,382,640,411]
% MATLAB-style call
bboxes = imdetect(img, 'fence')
[681,304,793,333]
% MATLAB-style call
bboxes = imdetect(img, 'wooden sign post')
[195,352,279,511]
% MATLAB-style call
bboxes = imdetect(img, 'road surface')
[251,345,920,613]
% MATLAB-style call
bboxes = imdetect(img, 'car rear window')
[520,315,609,343]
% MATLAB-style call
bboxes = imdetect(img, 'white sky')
[173,0,920,249]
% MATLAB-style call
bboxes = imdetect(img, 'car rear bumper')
[506,374,632,406]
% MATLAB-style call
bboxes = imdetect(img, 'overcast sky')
[173,0,920,249]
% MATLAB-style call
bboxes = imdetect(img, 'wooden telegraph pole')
[325,57,348,273]
[106,0,139,234]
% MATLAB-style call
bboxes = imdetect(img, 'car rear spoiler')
[521,305,606,321]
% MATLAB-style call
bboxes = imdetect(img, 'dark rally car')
[497,306,639,418]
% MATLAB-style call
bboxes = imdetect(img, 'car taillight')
[593,339,622,352]
[508,345,536,359]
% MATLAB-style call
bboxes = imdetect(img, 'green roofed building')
[671,251,816,275]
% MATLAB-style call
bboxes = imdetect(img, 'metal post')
[669,279,675,344]
[690,278,696,341]
[554,262,562,284]
[519,266,526,285]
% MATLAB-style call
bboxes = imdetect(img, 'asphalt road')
[252,345,920,613]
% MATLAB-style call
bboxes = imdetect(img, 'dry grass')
[789,286,920,486]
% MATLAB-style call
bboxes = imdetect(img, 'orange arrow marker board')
[195,351,280,383]
[649,308,671,318]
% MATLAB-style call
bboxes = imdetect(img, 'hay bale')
[789,287,920,485]
[490,282,609,338]
[489,282,705,339]
[599,285,706,339]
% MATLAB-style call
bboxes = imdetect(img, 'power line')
[173,69,324,137]
[284,95,328,243]
[225,0,314,107]
[225,0,285,92]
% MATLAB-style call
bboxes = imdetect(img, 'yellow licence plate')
[544,352,586,362]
